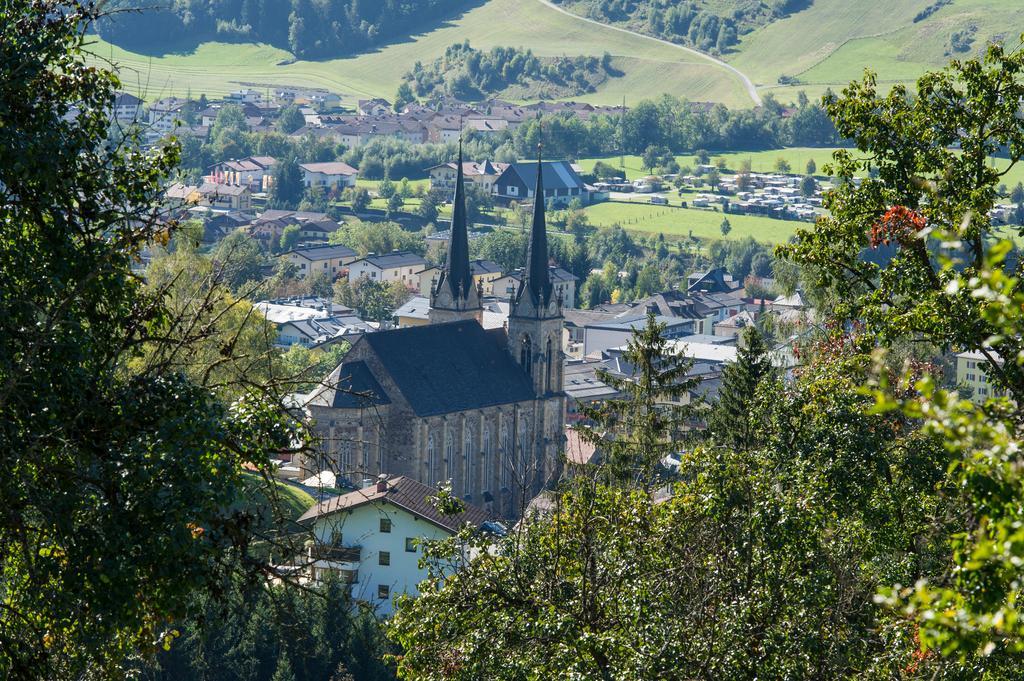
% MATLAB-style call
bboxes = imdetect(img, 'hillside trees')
[0,1,299,675]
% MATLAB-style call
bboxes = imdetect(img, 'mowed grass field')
[584,201,802,244]
[86,0,750,107]
[578,148,1024,188]
[726,0,1024,103]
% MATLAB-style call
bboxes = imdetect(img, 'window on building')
[377,584,390,599]
[463,426,474,497]
[501,424,511,489]
[427,433,436,485]
[445,428,455,481]
[545,338,553,393]
[379,518,391,533]
[521,336,532,376]
[483,425,493,493]
[379,551,390,566]
[405,537,416,553]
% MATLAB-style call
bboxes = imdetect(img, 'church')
[303,149,565,518]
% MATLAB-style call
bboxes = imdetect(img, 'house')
[111,92,143,124]
[195,183,252,211]
[299,161,359,190]
[563,358,619,424]
[955,350,1006,405]
[493,161,589,207]
[147,97,188,135]
[464,118,509,135]
[417,259,503,297]
[357,98,392,116]
[296,475,493,614]
[209,156,277,191]
[348,251,428,287]
[394,295,509,330]
[491,266,577,308]
[425,115,464,143]
[714,310,757,338]
[281,244,359,280]
[687,266,740,293]
[255,296,372,348]
[164,182,199,209]
[582,314,696,356]
[225,88,262,105]
[426,160,508,195]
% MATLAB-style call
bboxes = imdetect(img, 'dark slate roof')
[311,360,391,409]
[298,475,492,532]
[498,161,584,191]
[361,320,534,417]
[436,145,474,301]
[283,244,357,260]
[356,251,428,269]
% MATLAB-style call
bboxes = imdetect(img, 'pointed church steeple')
[429,141,482,325]
[517,145,554,309]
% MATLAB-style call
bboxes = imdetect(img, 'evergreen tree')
[720,217,731,237]
[578,313,701,488]
[271,654,296,681]
[270,156,305,209]
[708,326,774,451]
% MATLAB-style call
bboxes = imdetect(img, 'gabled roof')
[113,92,142,106]
[299,161,358,176]
[352,251,428,269]
[282,244,357,261]
[497,161,585,192]
[298,476,491,533]
[197,182,250,197]
[308,360,391,409]
[358,320,534,417]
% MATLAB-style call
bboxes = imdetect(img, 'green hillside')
[87,0,751,107]
[727,0,1024,102]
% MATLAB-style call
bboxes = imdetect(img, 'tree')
[1011,181,1024,204]
[800,174,817,197]
[473,229,527,272]
[464,182,494,225]
[212,230,267,291]
[394,81,415,111]
[578,314,701,487]
[350,186,371,213]
[695,149,710,165]
[270,156,305,209]
[720,217,732,237]
[377,173,396,200]
[642,144,663,173]
[386,192,404,218]
[416,194,439,224]
[277,104,306,134]
[593,160,620,180]
[774,157,792,174]
[707,327,774,451]
[330,220,425,256]
[279,224,302,252]
[0,3,292,675]
[806,158,817,175]
[706,168,721,189]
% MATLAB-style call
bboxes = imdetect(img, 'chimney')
[376,474,388,494]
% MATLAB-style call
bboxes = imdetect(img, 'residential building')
[301,155,566,518]
[357,98,392,116]
[348,251,428,287]
[956,350,1006,405]
[297,475,493,614]
[111,92,143,124]
[426,159,508,194]
[209,156,277,191]
[394,295,509,330]
[493,161,589,207]
[687,266,740,293]
[563,358,619,424]
[281,244,359,280]
[147,97,188,136]
[299,161,359,190]
[417,259,503,297]
[194,182,252,211]
[492,266,577,309]
[582,314,696,356]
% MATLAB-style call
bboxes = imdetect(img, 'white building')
[348,251,428,287]
[299,161,359,190]
[112,92,143,124]
[297,475,493,615]
[147,97,188,136]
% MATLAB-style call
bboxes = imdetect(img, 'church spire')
[428,140,482,325]
[439,140,473,299]
[521,144,553,307]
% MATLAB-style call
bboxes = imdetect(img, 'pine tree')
[271,653,296,681]
[578,313,702,488]
[708,326,774,451]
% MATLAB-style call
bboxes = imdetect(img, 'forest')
[402,42,614,101]
[95,0,471,58]
[551,0,810,53]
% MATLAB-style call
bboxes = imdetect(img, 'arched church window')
[445,427,455,482]
[427,433,436,485]
[519,416,531,484]
[483,425,493,494]
[463,425,474,497]
[520,336,532,376]
[501,422,511,489]
[545,338,553,392]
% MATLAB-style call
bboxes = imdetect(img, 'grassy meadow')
[583,201,803,244]
[86,0,750,107]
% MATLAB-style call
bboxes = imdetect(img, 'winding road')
[535,0,762,106]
